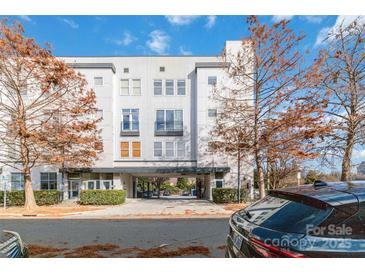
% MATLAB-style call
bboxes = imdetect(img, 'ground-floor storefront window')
[82,173,113,190]
[10,172,24,190]
[40,172,57,190]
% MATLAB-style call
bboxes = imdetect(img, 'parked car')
[182,191,190,196]
[162,190,171,196]
[226,181,365,258]
[0,230,28,258]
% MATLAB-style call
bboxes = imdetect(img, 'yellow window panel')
[120,142,129,157]
[132,150,141,157]
[132,142,140,149]
[121,142,129,149]
[132,142,141,157]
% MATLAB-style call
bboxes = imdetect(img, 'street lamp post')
[297,170,302,186]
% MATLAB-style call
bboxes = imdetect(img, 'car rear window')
[239,195,332,234]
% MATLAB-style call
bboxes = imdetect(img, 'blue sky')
[5,15,339,57]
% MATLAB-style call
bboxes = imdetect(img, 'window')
[177,141,185,157]
[40,172,57,190]
[96,181,101,189]
[132,141,141,157]
[208,76,217,85]
[94,77,103,86]
[156,110,165,131]
[96,110,103,120]
[20,81,27,95]
[154,142,163,157]
[11,173,24,190]
[165,80,174,95]
[122,109,139,131]
[88,181,95,190]
[173,110,183,130]
[103,181,111,190]
[215,180,223,188]
[160,66,165,72]
[132,79,141,95]
[177,80,186,95]
[123,68,129,73]
[154,80,162,95]
[120,79,129,95]
[120,142,129,157]
[208,109,217,117]
[156,110,183,131]
[166,142,174,157]
[240,195,332,234]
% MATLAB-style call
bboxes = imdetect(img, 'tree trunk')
[341,132,355,181]
[23,167,37,211]
[257,160,265,199]
[254,122,265,198]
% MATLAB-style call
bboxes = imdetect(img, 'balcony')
[154,121,183,136]
[120,122,140,136]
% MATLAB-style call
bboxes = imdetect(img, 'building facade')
[0,40,253,200]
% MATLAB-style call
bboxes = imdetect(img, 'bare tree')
[311,17,365,181]
[0,20,103,210]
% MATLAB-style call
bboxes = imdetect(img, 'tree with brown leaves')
[310,17,365,181]
[263,101,331,189]
[213,16,330,198]
[0,20,103,211]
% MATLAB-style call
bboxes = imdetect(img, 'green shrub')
[79,190,126,205]
[0,190,62,206]
[212,188,248,203]
[160,183,180,194]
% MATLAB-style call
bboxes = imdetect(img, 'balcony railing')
[120,122,140,136]
[154,121,183,136]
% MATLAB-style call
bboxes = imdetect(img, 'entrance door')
[68,180,80,198]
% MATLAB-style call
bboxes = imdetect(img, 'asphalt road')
[0,218,230,257]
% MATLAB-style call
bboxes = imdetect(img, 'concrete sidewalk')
[67,198,236,219]
[0,198,246,219]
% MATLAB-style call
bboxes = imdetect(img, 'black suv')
[226,181,365,258]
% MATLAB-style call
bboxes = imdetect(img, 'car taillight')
[250,237,305,258]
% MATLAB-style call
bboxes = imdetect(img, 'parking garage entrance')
[134,177,206,199]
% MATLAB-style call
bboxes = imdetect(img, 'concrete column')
[112,173,122,190]
[62,173,69,200]
[121,173,133,198]
[204,174,214,201]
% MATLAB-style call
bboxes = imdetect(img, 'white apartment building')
[0,40,253,201]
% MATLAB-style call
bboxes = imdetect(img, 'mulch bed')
[28,243,211,258]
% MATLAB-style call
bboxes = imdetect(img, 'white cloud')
[179,46,192,55]
[113,31,136,46]
[314,16,365,47]
[146,30,170,55]
[353,149,365,159]
[272,15,294,23]
[303,16,326,24]
[205,16,216,29]
[165,16,200,26]
[18,15,32,22]
[59,18,79,29]
[314,26,332,47]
